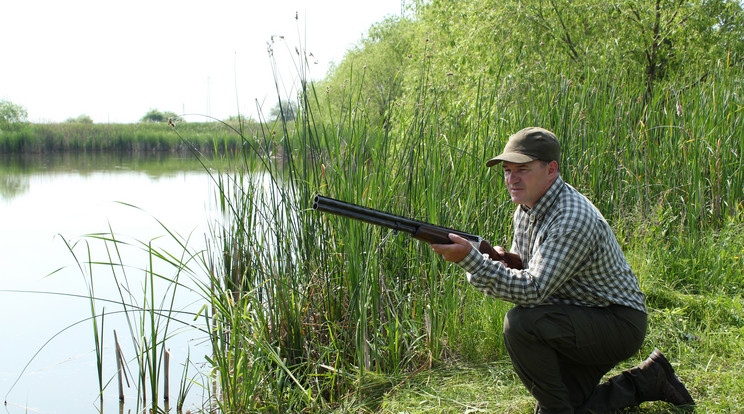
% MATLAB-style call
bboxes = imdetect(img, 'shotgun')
[313,195,523,269]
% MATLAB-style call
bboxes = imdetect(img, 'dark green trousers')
[503,304,647,414]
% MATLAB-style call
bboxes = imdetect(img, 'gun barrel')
[313,195,480,242]
[313,195,418,234]
[313,195,523,269]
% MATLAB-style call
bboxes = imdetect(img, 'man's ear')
[548,160,560,177]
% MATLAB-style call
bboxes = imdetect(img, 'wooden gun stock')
[477,239,524,270]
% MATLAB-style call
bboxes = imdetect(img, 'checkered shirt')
[458,176,647,313]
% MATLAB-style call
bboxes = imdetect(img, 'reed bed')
[192,51,742,412]
[0,121,257,154]
[64,223,206,413]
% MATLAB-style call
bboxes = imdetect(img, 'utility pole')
[206,76,212,118]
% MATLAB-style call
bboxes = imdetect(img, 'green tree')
[316,16,416,128]
[225,114,254,124]
[65,114,94,124]
[415,0,744,103]
[269,100,297,122]
[140,109,182,123]
[610,0,744,100]
[0,99,28,131]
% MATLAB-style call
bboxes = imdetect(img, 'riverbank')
[0,120,282,154]
[337,213,744,413]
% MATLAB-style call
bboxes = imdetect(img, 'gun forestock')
[410,223,481,245]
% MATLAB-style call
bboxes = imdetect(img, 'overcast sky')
[0,0,404,123]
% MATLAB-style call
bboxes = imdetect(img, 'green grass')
[238,52,741,412]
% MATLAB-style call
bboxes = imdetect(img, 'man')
[431,127,694,413]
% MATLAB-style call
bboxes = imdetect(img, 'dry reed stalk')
[114,330,124,402]
[164,349,170,402]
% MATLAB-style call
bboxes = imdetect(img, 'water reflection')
[0,174,28,201]
[1,153,219,413]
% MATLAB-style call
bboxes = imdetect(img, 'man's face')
[501,160,558,208]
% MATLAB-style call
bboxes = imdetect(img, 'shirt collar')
[519,175,564,219]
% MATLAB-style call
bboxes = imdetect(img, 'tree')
[0,99,28,131]
[611,0,744,101]
[225,114,254,124]
[316,16,416,128]
[140,109,182,123]
[413,0,744,104]
[65,114,94,124]
[269,100,297,122]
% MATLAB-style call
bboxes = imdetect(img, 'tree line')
[314,0,744,128]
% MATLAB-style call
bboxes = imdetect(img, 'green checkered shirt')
[458,176,647,313]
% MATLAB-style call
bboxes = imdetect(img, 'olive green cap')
[486,127,561,167]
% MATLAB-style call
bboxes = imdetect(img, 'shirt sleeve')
[457,222,599,306]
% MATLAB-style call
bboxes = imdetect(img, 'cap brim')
[485,152,537,167]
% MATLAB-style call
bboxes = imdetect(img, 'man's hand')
[431,233,472,263]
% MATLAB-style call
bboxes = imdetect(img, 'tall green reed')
[0,122,246,153]
[506,56,743,232]
[192,38,532,413]
[76,220,205,412]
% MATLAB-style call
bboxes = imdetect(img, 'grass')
[315,207,744,413]
[66,221,206,412]
[173,51,740,413]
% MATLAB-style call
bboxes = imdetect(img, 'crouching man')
[431,127,694,413]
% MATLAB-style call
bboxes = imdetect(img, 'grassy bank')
[360,215,744,413]
[0,120,287,154]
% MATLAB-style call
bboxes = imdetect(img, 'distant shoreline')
[0,121,271,154]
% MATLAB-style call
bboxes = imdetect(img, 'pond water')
[1,153,223,413]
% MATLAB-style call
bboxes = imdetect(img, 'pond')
[1,152,222,413]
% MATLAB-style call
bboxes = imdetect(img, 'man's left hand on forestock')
[431,233,473,263]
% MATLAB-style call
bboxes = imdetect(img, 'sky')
[0,0,405,123]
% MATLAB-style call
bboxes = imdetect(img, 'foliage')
[224,114,254,124]
[65,114,94,124]
[140,108,182,123]
[184,38,741,412]
[269,100,298,122]
[322,0,744,130]
[0,122,243,153]
[0,99,28,131]
[11,1,744,412]
[314,16,417,128]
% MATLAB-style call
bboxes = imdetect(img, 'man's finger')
[448,233,470,245]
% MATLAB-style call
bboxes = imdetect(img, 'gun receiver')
[313,195,523,269]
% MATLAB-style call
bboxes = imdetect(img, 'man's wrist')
[457,246,484,270]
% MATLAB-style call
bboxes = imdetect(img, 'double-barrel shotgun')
[313,195,523,269]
